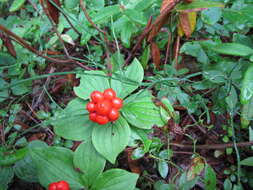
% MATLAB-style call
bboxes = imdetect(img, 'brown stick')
[126,0,181,64]
[170,141,253,150]
[164,32,171,65]
[41,0,71,57]
[0,24,91,70]
[174,35,180,69]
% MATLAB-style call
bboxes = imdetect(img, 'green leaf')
[134,0,156,12]
[91,169,139,190]
[124,9,146,25]
[51,98,94,141]
[225,86,238,112]
[180,42,209,64]
[0,166,14,190]
[14,156,38,183]
[201,7,222,25]
[211,43,253,57]
[250,127,253,150]
[224,179,232,190]
[74,71,110,100]
[240,64,253,104]
[0,148,28,166]
[9,0,26,12]
[92,5,121,24]
[140,45,150,70]
[111,58,144,99]
[0,78,8,102]
[73,140,106,186]
[158,161,168,179]
[131,147,145,160]
[64,0,79,10]
[240,96,253,128]
[120,21,135,48]
[122,91,164,129]
[240,156,253,166]
[154,181,176,190]
[204,165,217,190]
[86,0,105,10]
[29,146,84,189]
[92,117,130,164]
[176,0,224,12]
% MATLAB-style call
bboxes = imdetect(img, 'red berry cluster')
[48,180,70,190]
[86,88,123,125]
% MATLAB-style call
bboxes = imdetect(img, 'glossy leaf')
[73,140,106,186]
[204,165,216,190]
[225,86,238,112]
[224,179,232,190]
[51,98,94,141]
[111,58,144,99]
[91,169,139,190]
[240,157,253,166]
[201,7,222,25]
[30,146,84,189]
[158,161,169,179]
[122,91,164,129]
[74,71,110,100]
[240,64,253,104]
[92,117,130,164]
[211,43,253,57]
[9,0,26,12]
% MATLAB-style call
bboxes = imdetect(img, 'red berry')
[96,115,109,125]
[86,102,96,112]
[48,182,57,190]
[56,181,70,190]
[111,97,123,109]
[89,112,97,122]
[90,91,104,103]
[96,100,112,115]
[103,88,116,100]
[108,108,119,121]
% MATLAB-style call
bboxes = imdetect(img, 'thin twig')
[0,24,91,70]
[79,0,111,71]
[125,16,153,65]
[28,0,39,12]
[30,67,56,114]
[174,35,180,69]
[164,32,171,65]
[79,0,107,35]
[188,114,207,134]
[170,141,253,150]
[40,0,71,57]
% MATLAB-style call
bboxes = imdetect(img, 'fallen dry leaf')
[178,12,196,38]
